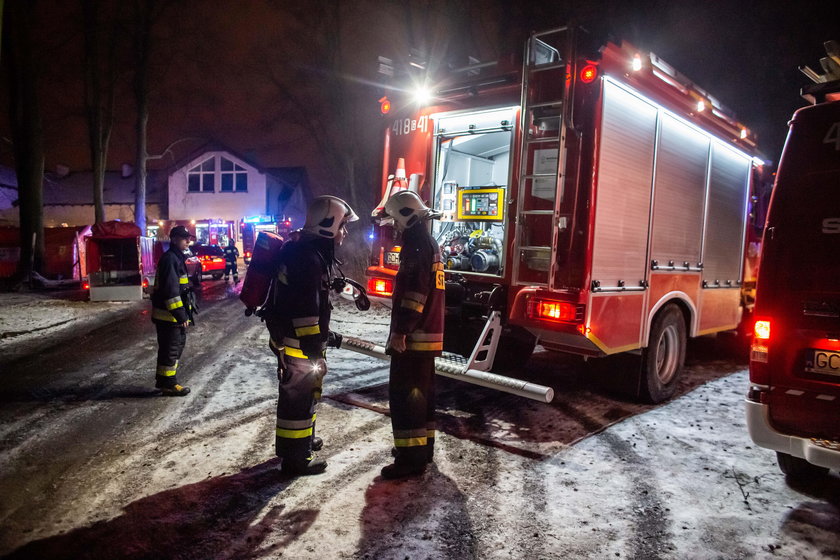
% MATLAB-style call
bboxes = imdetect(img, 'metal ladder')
[513,27,573,289]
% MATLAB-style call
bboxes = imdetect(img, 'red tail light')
[754,320,770,341]
[750,319,770,379]
[245,251,252,258]
[580,64,598,84]
[142,278,149,289]
[83,282,90,290]
[527,298,583,323]
[368,277,394,297]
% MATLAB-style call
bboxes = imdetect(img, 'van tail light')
[527,298,584,323]
[750,318,770,382]
[142,278,149,289]
[245,251,252,258]
[367,277,394,297]
[754,320,770,341]
[83,282,90,290]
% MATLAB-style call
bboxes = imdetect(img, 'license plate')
[805,350,840,376]
[386,252,400,265]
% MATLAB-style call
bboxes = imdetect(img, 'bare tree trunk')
[4,0,45,284]
[82,0,116,224]
[132,0,153,233]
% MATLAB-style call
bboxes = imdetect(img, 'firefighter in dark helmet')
[151,225,196,396]
[265,195,358,476]
[223,239,240,283]
[380,190,444,479]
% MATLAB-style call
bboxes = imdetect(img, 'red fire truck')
[241,215,293,264]
[365,27,770,402]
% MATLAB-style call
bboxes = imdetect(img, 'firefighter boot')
[281,455,327,476]
[160,384,191,397]
[381,459,426,480]
[390,443,433,463]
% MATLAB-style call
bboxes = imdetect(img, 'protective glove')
[327,331,343,349]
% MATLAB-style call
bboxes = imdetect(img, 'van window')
[764,169,840,293]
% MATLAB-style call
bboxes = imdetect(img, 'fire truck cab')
[746,42,840,477]
[368,28,769,402]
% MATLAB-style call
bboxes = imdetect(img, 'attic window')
[188,158,215,192]
[220,157,248,192]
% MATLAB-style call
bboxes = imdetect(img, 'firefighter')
[151,225,196,396]
[223,239,240,282]
[265,195,357,476]
[380,190,444,479]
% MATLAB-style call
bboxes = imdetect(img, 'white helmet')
[303,195,359,238]
[383,190,439,229]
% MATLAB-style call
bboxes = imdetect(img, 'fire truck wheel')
[776,452,829,478]
[640,304,686,403]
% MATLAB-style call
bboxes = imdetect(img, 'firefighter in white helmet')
[381,190,445,479]
[263,195,358,476]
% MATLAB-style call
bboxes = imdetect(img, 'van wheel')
[776,452,829,478]
[640,304,686,403]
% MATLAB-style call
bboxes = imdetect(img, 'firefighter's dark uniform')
[388,221,445,468]
[264,234,334,470]
[223,243,240,282]
[151,246,193,389]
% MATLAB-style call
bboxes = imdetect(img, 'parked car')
[745,75,840,478]
[192,244,226,280]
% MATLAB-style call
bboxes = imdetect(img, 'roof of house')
[42,169,168,206]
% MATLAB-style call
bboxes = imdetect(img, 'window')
[187,158,216,192]
[220,157,248,192]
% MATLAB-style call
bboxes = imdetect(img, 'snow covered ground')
[0,290,837,559]
[0,291,144,364]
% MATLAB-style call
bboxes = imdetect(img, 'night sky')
[2,0,838,184]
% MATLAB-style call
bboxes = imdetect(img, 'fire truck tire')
[640,304,686,403]
[776,452,829,478]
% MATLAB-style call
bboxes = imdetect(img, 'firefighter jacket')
[223,244,240,263]
[390,222,444,356]
[151,247,192,325]
[267,234,334,360]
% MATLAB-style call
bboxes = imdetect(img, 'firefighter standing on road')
[264,195,358,476]
[380,191,444,479]
[223,239,240,283]
[151,226,196,396]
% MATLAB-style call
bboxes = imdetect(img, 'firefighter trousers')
[155,324,187,388]
[224,261,238,281]
[275,353,327,464]
[389,353,436,466]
